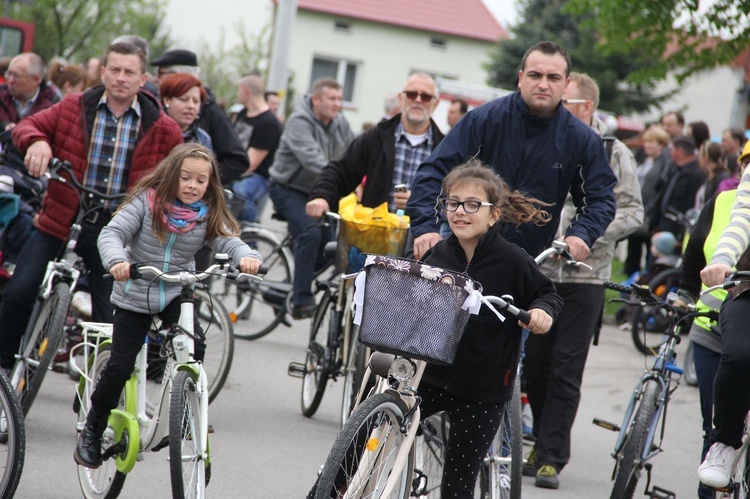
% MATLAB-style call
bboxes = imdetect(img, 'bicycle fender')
[175,363,201,380]
[109,409,140,473]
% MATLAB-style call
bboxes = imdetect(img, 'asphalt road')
[14,318,705,498]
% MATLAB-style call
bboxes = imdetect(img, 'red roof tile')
[295,0,508,42]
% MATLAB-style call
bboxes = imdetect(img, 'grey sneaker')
[523,446,537,477]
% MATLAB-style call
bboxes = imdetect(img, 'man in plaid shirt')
[0,41,182,372]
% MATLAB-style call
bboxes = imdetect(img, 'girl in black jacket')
[420,159,563,497]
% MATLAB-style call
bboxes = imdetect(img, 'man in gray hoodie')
[268,77,354,319]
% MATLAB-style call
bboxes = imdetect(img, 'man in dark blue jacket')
[407,41,616,261]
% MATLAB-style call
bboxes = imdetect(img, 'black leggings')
[419,383,505,499]
[712,292,750,448]
[90,298,205,415]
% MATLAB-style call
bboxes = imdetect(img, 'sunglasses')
[402,91,435,102]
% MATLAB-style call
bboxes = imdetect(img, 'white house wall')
[288,10,497,132]
[635,66,745,139]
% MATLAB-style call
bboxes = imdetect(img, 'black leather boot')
[74,408,108,468]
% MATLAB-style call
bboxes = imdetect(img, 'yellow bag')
[337,193,410,271]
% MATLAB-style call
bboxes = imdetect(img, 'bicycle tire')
[230,231,293,340]
[683,340,698,387]
[301,290,333,418]
[13,281,71,415]
[340,324,367,427]
[479,376,522,499]
[730,436,750,498]
[414,413,446,498]
[631,268,680,355]
[76,345,127,499]
[0,369,24,499]
[169,370,206,499]
[193,288,234,403]
[610,379,660,499]
[314,392,413,499]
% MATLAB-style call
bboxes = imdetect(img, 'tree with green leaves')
[193,21,271,108]
[485,0,675,115]
[9,0,172,64]
[566,0,750,83]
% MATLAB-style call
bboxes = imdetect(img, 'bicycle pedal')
[592,418,621,432]
[288,361,306,378]
[647,485,676,498]
[102,440,128,460]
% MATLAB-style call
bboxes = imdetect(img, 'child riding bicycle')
[74,144,262,469]
[416,160,563,497]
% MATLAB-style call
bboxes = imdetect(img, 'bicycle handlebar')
[483,295,531,325]
[46,158,127,201]
[104,260,266,284]
[535,240,592,271]
[702,270,750,295]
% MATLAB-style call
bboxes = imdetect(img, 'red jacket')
[12,86,183,240]
[0,81,60,129]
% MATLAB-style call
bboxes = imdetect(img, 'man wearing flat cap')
[150,48,248,185]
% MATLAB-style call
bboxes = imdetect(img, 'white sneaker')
[72,291,93,318]
[699,442,740,488]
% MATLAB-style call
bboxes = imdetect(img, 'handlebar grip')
[603,281,632,294]
[516,309,531,325]
[258,265,268,275]
[102,273,113,282]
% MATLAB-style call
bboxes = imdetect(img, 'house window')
[334,20,351,33]
[310,56,359,104]
[430,37,447,50]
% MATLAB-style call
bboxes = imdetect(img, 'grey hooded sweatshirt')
[268,94,353,194]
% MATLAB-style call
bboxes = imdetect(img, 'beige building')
[280,0,508,132]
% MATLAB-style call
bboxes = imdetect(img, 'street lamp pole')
[266,0,297,118]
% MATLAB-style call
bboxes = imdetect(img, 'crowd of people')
[0,33,749,498]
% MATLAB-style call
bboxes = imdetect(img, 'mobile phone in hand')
[395,184,408,193]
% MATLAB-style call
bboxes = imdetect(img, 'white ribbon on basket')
[352,272,505,325]
[462,289,506,322]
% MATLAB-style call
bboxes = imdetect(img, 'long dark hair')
[442,159,552,226]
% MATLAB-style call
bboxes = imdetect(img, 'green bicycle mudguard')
[175,362,201,380]
[108,409,140,473]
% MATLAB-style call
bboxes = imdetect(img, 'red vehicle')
[0,17,35,59]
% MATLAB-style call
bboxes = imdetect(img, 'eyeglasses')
[562,99,587,105]
[402,90,435,102]
[4,71,34,80]
[443,198,493,213]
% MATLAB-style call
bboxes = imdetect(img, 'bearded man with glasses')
[307,72,445,223]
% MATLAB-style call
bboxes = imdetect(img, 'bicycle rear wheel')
[76,344,127,499]
[230,231,293,340]
[0,369,24,499]
[193,288,234,403]
[301,290,333,417]
[683,340,698,387]
[610,379,660,499]
[630,269,680,355]
[169,370,206,499]
[479,376,522,499]
[12,281,71,415]
[314,392,413,499]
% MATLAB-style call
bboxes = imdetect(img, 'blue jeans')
[268,182,332,307]
[231,174,269,223]
[0,224,114,369]
[693,341,720,499]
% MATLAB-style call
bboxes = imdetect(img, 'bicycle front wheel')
[0,369,24,499]
[13,281,71,415]
[301,290,333,418]
[193,288,234,404]
[169,370,206,499]
[231,231,293,340]
[314,392,413,499]
[340,324,367,426]
[610,379,660,499]
[77,344,127,499]
[480,377,522,499]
